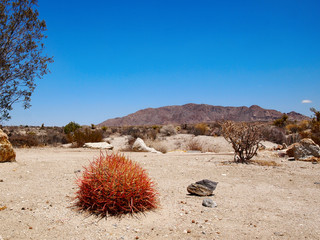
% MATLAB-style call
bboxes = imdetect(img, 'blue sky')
[6,0,320,126]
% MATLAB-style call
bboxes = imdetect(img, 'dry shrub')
[222,121,262,163]
[252,160,280,167]
[160,125,176,136]
[261,125,286,144]
[68,128,103,147]
[145,140,168,153]
[187,138,203,151]
[74,152,159,217]
[9,134,39,147]
[286,123,300,134]
[119,126,159,140]
[193,123,208,136]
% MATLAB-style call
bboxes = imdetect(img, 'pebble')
[202,199,217,208]
[314,182,320,185]
[274,232,284,236]
[0,179,3,182]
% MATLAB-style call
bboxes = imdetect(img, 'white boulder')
[132,138,161,153]
[83,142,114,150]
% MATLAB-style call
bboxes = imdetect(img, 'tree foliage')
[0,0,53,121]
[222,121,262,163]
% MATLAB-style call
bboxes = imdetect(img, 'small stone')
[314,182,320,185]
[202,231,206,234]
[135,237,139,239]
[29,226,32,229]
[202,199,217,208]
[0,179,3,182]
[21,207,26,210]
[74,170,81,173]
[191,220,195,223]
[288,157,295,161]
[187,229,191,233]
[274,232,284,236]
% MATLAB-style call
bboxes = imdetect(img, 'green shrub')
[64,121,81,134]
[74,153,159,217]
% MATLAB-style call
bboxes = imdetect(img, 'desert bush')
[146,140,168,153]
[187,138,203,152]
[260,125,286,144]
[298,120,311,132]
[273,114,288,128]
[74,152,159,217]
[286,133,301,145]
[222,121,262,163]
[160,125,176,136]
[64,121,81,134]
[209,122,223,136]
[192,123,208,136]
[286,123,299,133]
[68,128,103,147]
[9,134,39,147]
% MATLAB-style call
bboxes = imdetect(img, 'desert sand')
[1,137,320,240]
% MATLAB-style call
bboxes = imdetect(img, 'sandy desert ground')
[1,138,320,240]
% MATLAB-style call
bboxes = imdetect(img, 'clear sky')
[5,0,320,126]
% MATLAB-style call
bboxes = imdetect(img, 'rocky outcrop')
[132,138,161,153]
[187,179,218,196]
[286,138,320,160]
[98,103,308,126]
[0,129,16,162]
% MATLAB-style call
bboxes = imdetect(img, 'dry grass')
[186,138,204,152]
[251,160,281,166]
[145,140,168,153]
[296,157,320,163]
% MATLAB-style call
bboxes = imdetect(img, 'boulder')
[0,129,16,162]
[83,142,114,149]
[286,138,320,160]
[132,138,161,153]
[187,179,218,196]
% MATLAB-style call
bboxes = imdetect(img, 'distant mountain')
[98,103,309,127]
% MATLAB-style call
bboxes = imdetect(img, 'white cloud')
[302,99,312,104]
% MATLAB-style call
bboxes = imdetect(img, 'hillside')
[98,103,308,126]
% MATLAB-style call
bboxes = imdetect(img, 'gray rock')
[286,138,320,160]
[202,199,217,208]
[196,179,218,191]
[288,157,295,161]
[187,179,218,196]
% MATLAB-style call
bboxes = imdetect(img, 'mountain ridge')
[98,103,308,126]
